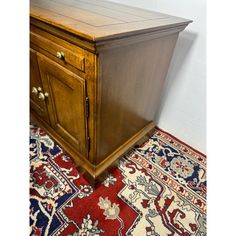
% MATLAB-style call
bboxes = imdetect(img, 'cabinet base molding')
[31,111,155,184]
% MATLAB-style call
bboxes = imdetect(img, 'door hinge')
[87,136,90,152]
[85,96,89,118]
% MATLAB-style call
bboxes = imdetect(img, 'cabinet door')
[30,49,49,122]
[37,53,88,157]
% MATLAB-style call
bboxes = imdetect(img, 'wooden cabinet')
[37,54,88,157]
[30,49,49,123]
[30,0,191,183]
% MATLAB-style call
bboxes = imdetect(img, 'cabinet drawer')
[30,30,86,73]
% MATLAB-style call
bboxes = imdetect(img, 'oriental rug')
[30,125,206,236]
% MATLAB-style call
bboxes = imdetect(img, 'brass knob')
[32,87,38,95]
[38,92,49,100]
[37,87,42,92]
[56,51,64,60]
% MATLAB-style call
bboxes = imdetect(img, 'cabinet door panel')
[37,53,87,156]
[30,48,49,122]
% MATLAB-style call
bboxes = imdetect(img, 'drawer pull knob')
[32,87,38,95]
[56,51,65,60]
[38,92,49,100]
[37,87,42,92]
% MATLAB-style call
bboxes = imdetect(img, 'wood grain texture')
[31,31,86,72]
[30,49,50,123]
[37,53,88,157]
[30,0,192,41]
[30,18,96,53]
[30,0,192,182]
[96,33,179,164]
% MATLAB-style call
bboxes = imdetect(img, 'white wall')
[109,0,206,153]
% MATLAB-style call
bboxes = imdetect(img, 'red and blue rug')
[30,125,206,236]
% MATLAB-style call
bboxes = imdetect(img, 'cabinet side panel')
[97,34,178,163]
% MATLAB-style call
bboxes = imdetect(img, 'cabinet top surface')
[30,0,191,42]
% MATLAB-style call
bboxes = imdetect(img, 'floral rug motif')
[30,125,206,236]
